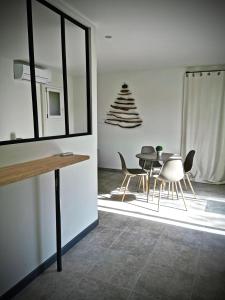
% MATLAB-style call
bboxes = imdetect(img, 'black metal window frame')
[0,0,92,146]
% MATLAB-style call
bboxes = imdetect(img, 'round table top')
[136,152,174,162]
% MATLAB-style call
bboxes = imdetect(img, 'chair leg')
[122,176,131,202]
[167,182,171,198]
[145,175,148,193]
[183,177,188,190]
[186,173,196,199]
[162,181,166,192]
[157,182,162,212]
[152,178,157,202]
[142,175,145,193]
[174,182,179,199]
[146,172,151,202]
[120,174,127,191]
[137,176,142,192]
[178,181,187,211]
[172,182,174,200]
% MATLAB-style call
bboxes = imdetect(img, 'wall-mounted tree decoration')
[105,83,143,128]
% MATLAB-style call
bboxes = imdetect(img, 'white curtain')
[181,71,225,184]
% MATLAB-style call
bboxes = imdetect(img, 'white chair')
[152,157,187,211]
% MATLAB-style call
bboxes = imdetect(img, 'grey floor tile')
[197,247,225,276]
[149,237,200,274]
[14,269,82,300]
[110,230,158,256]
[87,248,147,289]
[201,231,225,251]
[205,200,225,214]
[124,216,165,235]
[134,263,194,300]
[83,226,123,249]
[66,276,130,300]
[128,291,161,300]
[162,225,202,248]
[60,244,108,274]
[98,211,131,230]
[191,272,225,300]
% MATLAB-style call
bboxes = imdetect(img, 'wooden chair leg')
[142,175,145,193]
[178,181,187,211]
[167,182,171,198]
[174,182,179,199]
[172,182,174,200]
[120,174,127,191]
[186,173,196,199]
[157,182,162,211]
[145,175,148,193]
[137,176,142,192]
[146,172,151,202]
[122,176,131,202]
[152,178,157,202]
[183,177,188,190]
[162,181,166,192]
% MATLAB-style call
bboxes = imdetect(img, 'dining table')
[136,152,174,200]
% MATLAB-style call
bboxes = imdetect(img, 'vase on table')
[156,146,163,159]
[157,151,162,159]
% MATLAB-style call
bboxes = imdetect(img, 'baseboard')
[1,219,99,300]
[98,167,121,172]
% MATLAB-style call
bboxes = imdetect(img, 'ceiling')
[64,0,225,72]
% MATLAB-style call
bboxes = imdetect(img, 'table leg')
[147,161,153,202]
[55,169,62,272]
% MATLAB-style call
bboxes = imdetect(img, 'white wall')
[98,68,184,169]
[0,57,34,141]
[0,1,97,296]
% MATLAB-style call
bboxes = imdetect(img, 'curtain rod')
[186,69,224,74]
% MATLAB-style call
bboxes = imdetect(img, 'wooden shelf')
[0,154,89,187]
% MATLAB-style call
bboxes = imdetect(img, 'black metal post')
[26,0,39,138]
[55,169,62,271]
[61,16,69,135]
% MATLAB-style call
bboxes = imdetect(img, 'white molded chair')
[152,157,187,211]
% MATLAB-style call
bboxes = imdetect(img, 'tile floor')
[98,169,225,232]
[14,169,225,300]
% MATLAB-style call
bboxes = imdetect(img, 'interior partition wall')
[0,0,92,146]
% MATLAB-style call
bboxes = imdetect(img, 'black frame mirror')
[0,0,92,146]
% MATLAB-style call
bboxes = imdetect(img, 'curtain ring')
[200,72,202,76]
[192,73,195,77]
[207,72,211,76]
[218,72,221,75]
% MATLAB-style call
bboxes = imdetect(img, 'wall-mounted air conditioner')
[14,62,51,84]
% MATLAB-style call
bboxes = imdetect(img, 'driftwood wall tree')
[105,83,143,128]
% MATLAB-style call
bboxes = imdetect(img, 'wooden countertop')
[0,154,89,186]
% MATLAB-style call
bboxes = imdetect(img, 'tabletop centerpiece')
[156,145,163,158]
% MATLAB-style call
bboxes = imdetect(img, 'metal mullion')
[61,16,69,135]
[26,0,39,138]
[85,28,92,134]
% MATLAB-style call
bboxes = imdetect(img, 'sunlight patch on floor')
[98,187,225,235]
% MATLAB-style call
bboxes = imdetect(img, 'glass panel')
[32,0,65,137]
[65,20,88,134]
[0,0,34,142]
[49,91,61,116]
